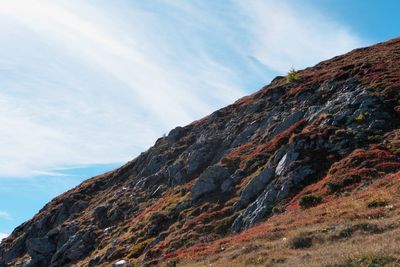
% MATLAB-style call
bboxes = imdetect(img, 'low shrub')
[289,234,313,249]
[286,68,299,83]
[327,175,362,193]
[166,260,178,267]
[367,199,388,208]
[355,113,366,122]
[272,204,285,214]
[299,194,322,209]
[333,223,382,240]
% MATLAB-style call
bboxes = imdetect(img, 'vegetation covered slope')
[1,37,399,267]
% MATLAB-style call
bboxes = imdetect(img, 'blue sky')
[0,0,398,239]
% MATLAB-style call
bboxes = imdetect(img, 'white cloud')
[0,232,9,242]
[0,211,12,220]
[0,1,364,177]
[239,0,364,73]
[0,1,248,177]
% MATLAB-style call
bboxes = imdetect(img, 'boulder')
[26,238,55,256]
[26,237,56,265]
[275,150,299,176]
[167,161,187,185]
[51,230,96,266]
[168,126,184,144]
[92,206,108,227]
[192,166,230,201]
[186,140,220,176]
[233,167,274,210]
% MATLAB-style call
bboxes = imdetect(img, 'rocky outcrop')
[191,165,230,202]
[233,167,274,210]
[1,37,399,266]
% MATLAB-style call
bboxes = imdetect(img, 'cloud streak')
[0,1,250,177]
[0,211,12,221]
[239,0,364,73]
[0,0,364,178]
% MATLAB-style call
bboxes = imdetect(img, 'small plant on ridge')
[286,68,299,83]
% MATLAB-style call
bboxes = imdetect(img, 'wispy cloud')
[0,1,252,177]
[0,1,364,178]
[239,0,365,73]
[0,211,12,221]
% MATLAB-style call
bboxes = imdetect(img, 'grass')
[344,255,396,267]
[127,238,154,258]
[174,172,400,267]
[178,222,400,267]
[327,175,362,193]
[286,68,299,83]
[355,113,366,122]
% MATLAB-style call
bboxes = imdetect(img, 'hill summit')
[1,37,400,267]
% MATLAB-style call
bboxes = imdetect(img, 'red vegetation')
[290,148,399,208]
[130,198,166,224]
[259,119,306,154]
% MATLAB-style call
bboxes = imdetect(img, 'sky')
[0,0,399,239]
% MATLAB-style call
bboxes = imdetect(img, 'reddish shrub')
[376,162,400,172]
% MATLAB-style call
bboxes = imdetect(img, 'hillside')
[1,37,400,267]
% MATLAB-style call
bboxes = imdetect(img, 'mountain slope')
[1,37,400,267]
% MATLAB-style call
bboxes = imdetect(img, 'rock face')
[191,166,230,202]
[1,37,400,266]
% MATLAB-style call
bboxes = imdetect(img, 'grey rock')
[231,122,259,147]
[245,100,263,113]
[192,166,230,201]
[220,170,245,194]
[144,232,167,252]
[139,155,165,177]
[220,179,233,193]
[186,140,220,176]
[92,206,108,227]
[46,228,60,239]
[1,233,26,263]
[232,185,279,233]
[231,169,245,183]
[176,200,191,212]
[233,167,274,210]
[275,150,299,176]
[92,206,107,220]
[168,162,187,185]
[369,120,386,131]
[332,109,353,126]
[270,111,304,139]
[53,206,70,226]
[22,258,42,267]
[112,259,131,267]
[137,171,165,189]
[88,256,102,267]
[232,165,315,232]
[108,206,124,222]
[51,230,95,266]
[69,200,87,215]
[26,237,55,257]
[150,185,166,198]
[168,126,184,144]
